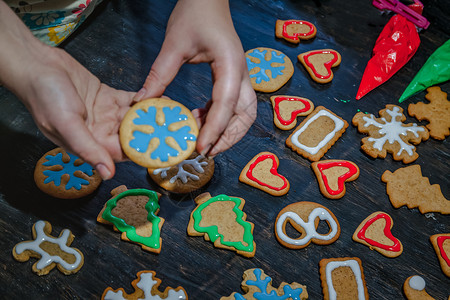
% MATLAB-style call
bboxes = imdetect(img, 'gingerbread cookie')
[12,220,84,276]
[221,268,308,300]
[148,152,214,193]
[187,192,256,258]
[102,270,188,300]
[353,104,429,164]
[286,106,348,161]
[381,165,450,214]
[352,211,403,258]
[275,19,317,44]
[408,86,450,140]
[430,233,450,277]
[319,257,369,300]
[403,276,436,300]
[298,49,341,84]
[270,95,314,130]
[245,47,294,92]
[275,201,340,249]
[97,185,164,254]
[119,98,198,169]
[34,147,101,199]
[239,152,290,196]
[311,159,359,199]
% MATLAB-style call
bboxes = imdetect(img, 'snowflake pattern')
[42,152,94,190]
[230,269,305,300]
[246,49,286,84]
[352,105,428,163]
[153,155,207,184]
[130,106,196,162]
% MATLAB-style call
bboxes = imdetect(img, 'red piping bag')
[356,14,421,100]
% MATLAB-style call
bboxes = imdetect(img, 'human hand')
[134,0,257,157]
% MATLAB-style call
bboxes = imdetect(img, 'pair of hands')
[0,0,256,180]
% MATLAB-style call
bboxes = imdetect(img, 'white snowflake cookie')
[352,104,429,164]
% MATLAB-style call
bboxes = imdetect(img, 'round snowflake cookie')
[120,98,199,168]
[245,47,294,93]
[34,147,102,199]
[148,152,214,193]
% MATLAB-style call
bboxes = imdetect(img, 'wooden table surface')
[0,0,449,299]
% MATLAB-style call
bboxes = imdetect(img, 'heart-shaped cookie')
[270,95,314,130]
[239,152,289,196]
[353,211,403,258]
[298,49,341,84]
[430,233,450,277]
[311,159,359,199]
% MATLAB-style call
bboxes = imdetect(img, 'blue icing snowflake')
[234,269,303,300]
[42,152,94,190]
[246,49,286,84]
[129,106,196,162]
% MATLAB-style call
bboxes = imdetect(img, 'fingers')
[49,113,116,180]
[134,43,185,102]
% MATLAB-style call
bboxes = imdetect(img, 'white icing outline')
[325,259,366,300]
[276,208,338,246]
[362,106,425,156]
[153,155,208,184]
[14,220,83,271]
[409,276,426,291]
[104,272,187,300]
[290,109,345,155]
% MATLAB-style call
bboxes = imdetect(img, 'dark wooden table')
[1,0,449,299]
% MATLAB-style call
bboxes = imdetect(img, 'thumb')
[134,45,185,102]
[57,116,115,180]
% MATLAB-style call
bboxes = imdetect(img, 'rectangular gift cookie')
[286,106,348,161]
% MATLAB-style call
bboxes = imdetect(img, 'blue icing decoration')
[234,269,303,300]
[129,106,196,162]
[246,49,286,84]
[42,152,94,190]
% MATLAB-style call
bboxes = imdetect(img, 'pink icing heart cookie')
[298,49,341,84]
[270,95,314,130]
[311,159,359,199]
[239,152,290,196]
[352,211,403,258]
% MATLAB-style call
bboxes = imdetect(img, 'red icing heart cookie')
[311,159,359,199]
[239,152,289,196]
[275,19,317,44]
[352,211,403,258]
[298,49,341,84]
[430,233,450,277]
[270,95,314,130]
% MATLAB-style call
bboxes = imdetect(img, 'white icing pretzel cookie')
[12,220,84,275]
[275,201,340,249]
[148,152,214,193]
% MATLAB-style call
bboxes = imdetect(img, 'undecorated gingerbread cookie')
[245,47,294,92]
[352,211,403,258]
[102,270,188,300]
[408,86,450,140]
[97,185,164,254]
[286,106,348,161]
[298,49,341,83]
[187,192,256,258]
[270,95,314,130]
[221,268,308,300]
[275,19,317,44]
[239,152,290,196]
[148,152,214,193]
[311,159,359,199]
[275,201,340,249]
[353,104,429,164]
[12,220,84,276]
[381,165,449,214]
[34,147,101,199]
[119,98,198,169]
